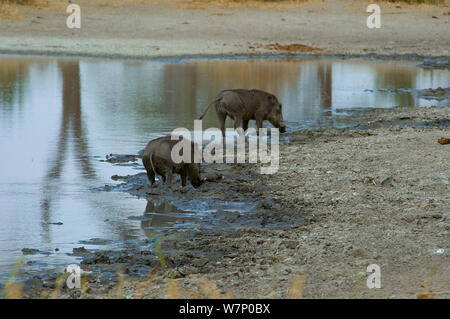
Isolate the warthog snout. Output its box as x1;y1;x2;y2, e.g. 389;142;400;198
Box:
191;178;203;188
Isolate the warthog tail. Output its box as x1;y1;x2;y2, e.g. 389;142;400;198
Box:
198;99;217;120
142;153;156;175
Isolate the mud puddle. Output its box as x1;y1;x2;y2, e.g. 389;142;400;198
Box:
99;153;299;233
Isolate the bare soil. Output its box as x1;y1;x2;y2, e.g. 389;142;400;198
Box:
21;105;450;299
0;0;449;58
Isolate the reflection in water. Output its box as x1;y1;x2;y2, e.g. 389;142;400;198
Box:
0;55;449;276
40;61;96;244
319;63;332;109
141;199;194;238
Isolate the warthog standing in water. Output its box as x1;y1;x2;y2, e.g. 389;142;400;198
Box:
142;136;203;188
199;89;287;137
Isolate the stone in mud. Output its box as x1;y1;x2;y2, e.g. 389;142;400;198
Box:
416;58;449;70
192;258;209;268
113;255;135;264
417;87;450;101
105;154;138;163
164;269;185;279
22;248;39;255
82;252;110;265
72;246;92;256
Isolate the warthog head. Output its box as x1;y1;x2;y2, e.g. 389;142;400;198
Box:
267;95;286;133
188;163;203;188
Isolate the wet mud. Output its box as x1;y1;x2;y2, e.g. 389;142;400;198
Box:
14;104;449;299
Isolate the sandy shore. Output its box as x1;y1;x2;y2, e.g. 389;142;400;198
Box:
17;105;449;299
0;0;449;59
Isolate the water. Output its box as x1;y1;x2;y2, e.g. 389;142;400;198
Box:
0;54;449;278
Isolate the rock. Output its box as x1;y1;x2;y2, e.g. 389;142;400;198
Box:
72;247;92;256
165;269;184;279
22;248;39;255
105;154;138;163
82;253;110;265
417;87;450;101
192;258;209;268
417;59;449;70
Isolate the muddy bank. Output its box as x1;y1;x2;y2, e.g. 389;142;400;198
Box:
17;105;449;299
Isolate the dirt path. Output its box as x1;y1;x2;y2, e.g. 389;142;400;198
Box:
0;0;449;58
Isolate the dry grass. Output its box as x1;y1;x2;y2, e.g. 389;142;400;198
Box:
0;0;67;18
0;257;24;299
286;273;305;299
0;2;21;19
3;253;450;299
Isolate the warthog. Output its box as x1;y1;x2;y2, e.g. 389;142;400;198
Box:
142;135;203;188
199;89;287;137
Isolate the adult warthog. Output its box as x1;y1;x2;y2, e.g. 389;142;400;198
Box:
142;135;203;188
199;89;287;137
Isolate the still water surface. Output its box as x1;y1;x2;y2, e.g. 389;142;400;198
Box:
0;55;449;279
